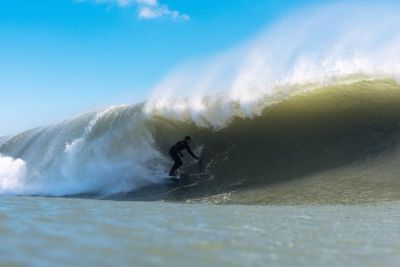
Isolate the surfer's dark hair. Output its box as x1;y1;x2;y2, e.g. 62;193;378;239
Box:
185;136;192;141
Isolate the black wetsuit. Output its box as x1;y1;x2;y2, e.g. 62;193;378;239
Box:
169;140;198;176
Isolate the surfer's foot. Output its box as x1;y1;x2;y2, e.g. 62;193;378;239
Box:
169;171;177;177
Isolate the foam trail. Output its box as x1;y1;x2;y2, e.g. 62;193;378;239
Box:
145;1;400;128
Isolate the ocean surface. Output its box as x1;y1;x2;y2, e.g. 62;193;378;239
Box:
1;196;399;267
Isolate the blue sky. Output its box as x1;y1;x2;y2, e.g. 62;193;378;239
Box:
0;0;324;136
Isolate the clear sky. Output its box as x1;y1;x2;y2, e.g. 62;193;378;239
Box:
0;0;325;136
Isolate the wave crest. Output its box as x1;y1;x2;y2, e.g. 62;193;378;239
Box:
145;2;400;128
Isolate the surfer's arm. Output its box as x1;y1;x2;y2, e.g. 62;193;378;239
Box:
186;146;199;160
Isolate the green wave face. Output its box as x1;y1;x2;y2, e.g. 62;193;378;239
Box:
138;79;400;204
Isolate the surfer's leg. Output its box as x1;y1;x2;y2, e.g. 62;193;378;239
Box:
169;160;183;176
169;152;182;176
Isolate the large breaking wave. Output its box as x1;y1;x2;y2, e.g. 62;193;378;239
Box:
2;2;400;204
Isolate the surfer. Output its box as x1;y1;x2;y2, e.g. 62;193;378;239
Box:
169;136;199;177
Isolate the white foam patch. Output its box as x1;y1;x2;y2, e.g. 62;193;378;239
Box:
0;154;28;194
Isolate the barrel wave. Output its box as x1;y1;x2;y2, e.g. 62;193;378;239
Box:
2;79;400;204
2;2;400;204
127;79;400;204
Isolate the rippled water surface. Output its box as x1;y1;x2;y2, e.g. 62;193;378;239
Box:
0;196;399;267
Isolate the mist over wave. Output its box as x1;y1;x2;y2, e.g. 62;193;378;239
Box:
2;2;400;202
145;1;400;128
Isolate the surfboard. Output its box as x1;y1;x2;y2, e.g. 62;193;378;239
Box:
164;169;182;182
163;176;180;182
163;158;204;183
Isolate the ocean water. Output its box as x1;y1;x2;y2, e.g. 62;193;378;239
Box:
1;196;399;267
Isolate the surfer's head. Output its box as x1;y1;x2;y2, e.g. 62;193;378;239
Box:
185;136;192;143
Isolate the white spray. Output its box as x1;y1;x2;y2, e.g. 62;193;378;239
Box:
145;1;400;128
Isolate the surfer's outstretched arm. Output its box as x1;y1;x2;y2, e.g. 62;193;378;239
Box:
186;146;199;160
